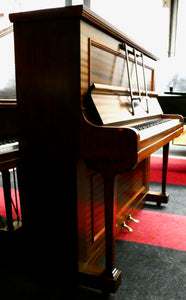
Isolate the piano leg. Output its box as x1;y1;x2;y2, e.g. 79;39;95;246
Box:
146;143;170;205
162;142;169;196
78;162;121;293
102;173;121;292
2;169;14;232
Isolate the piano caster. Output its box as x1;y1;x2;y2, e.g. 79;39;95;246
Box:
121;222;133;232
127;214;139;223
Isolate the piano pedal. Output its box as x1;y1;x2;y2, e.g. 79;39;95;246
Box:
127;214;139;223
121;222;133;232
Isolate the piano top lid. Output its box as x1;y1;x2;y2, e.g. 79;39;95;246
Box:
9;5;159;61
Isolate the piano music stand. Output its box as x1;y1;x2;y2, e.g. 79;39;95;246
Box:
124;43;149;115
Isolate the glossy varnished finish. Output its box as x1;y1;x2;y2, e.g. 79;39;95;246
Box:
10;5;184;293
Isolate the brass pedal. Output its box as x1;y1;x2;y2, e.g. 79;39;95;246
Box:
121;222;133;232
127;214;139;223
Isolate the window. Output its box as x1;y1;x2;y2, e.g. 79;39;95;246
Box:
164;0;186;93
91;0;170;93
0;0;87;99
91;0;169;59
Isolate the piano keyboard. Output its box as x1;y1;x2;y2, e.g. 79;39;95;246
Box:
0;139;19;154
133;118;180;140
133;118;172;131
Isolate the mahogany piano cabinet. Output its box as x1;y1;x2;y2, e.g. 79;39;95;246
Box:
10;5;184;293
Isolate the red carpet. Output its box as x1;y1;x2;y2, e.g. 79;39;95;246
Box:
0;187;21;219
118;210;186;251
118;155;186;251
150;156;186;185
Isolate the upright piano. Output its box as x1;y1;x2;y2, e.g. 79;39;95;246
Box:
0;25;20;232
0;25;18;164
10;5;183;293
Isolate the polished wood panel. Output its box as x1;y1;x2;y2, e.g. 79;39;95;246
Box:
88;39;154;91
77;158;149;268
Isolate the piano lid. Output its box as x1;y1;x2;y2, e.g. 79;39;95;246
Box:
9;5;159;61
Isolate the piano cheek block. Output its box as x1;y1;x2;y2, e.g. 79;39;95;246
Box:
81;124;138;158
